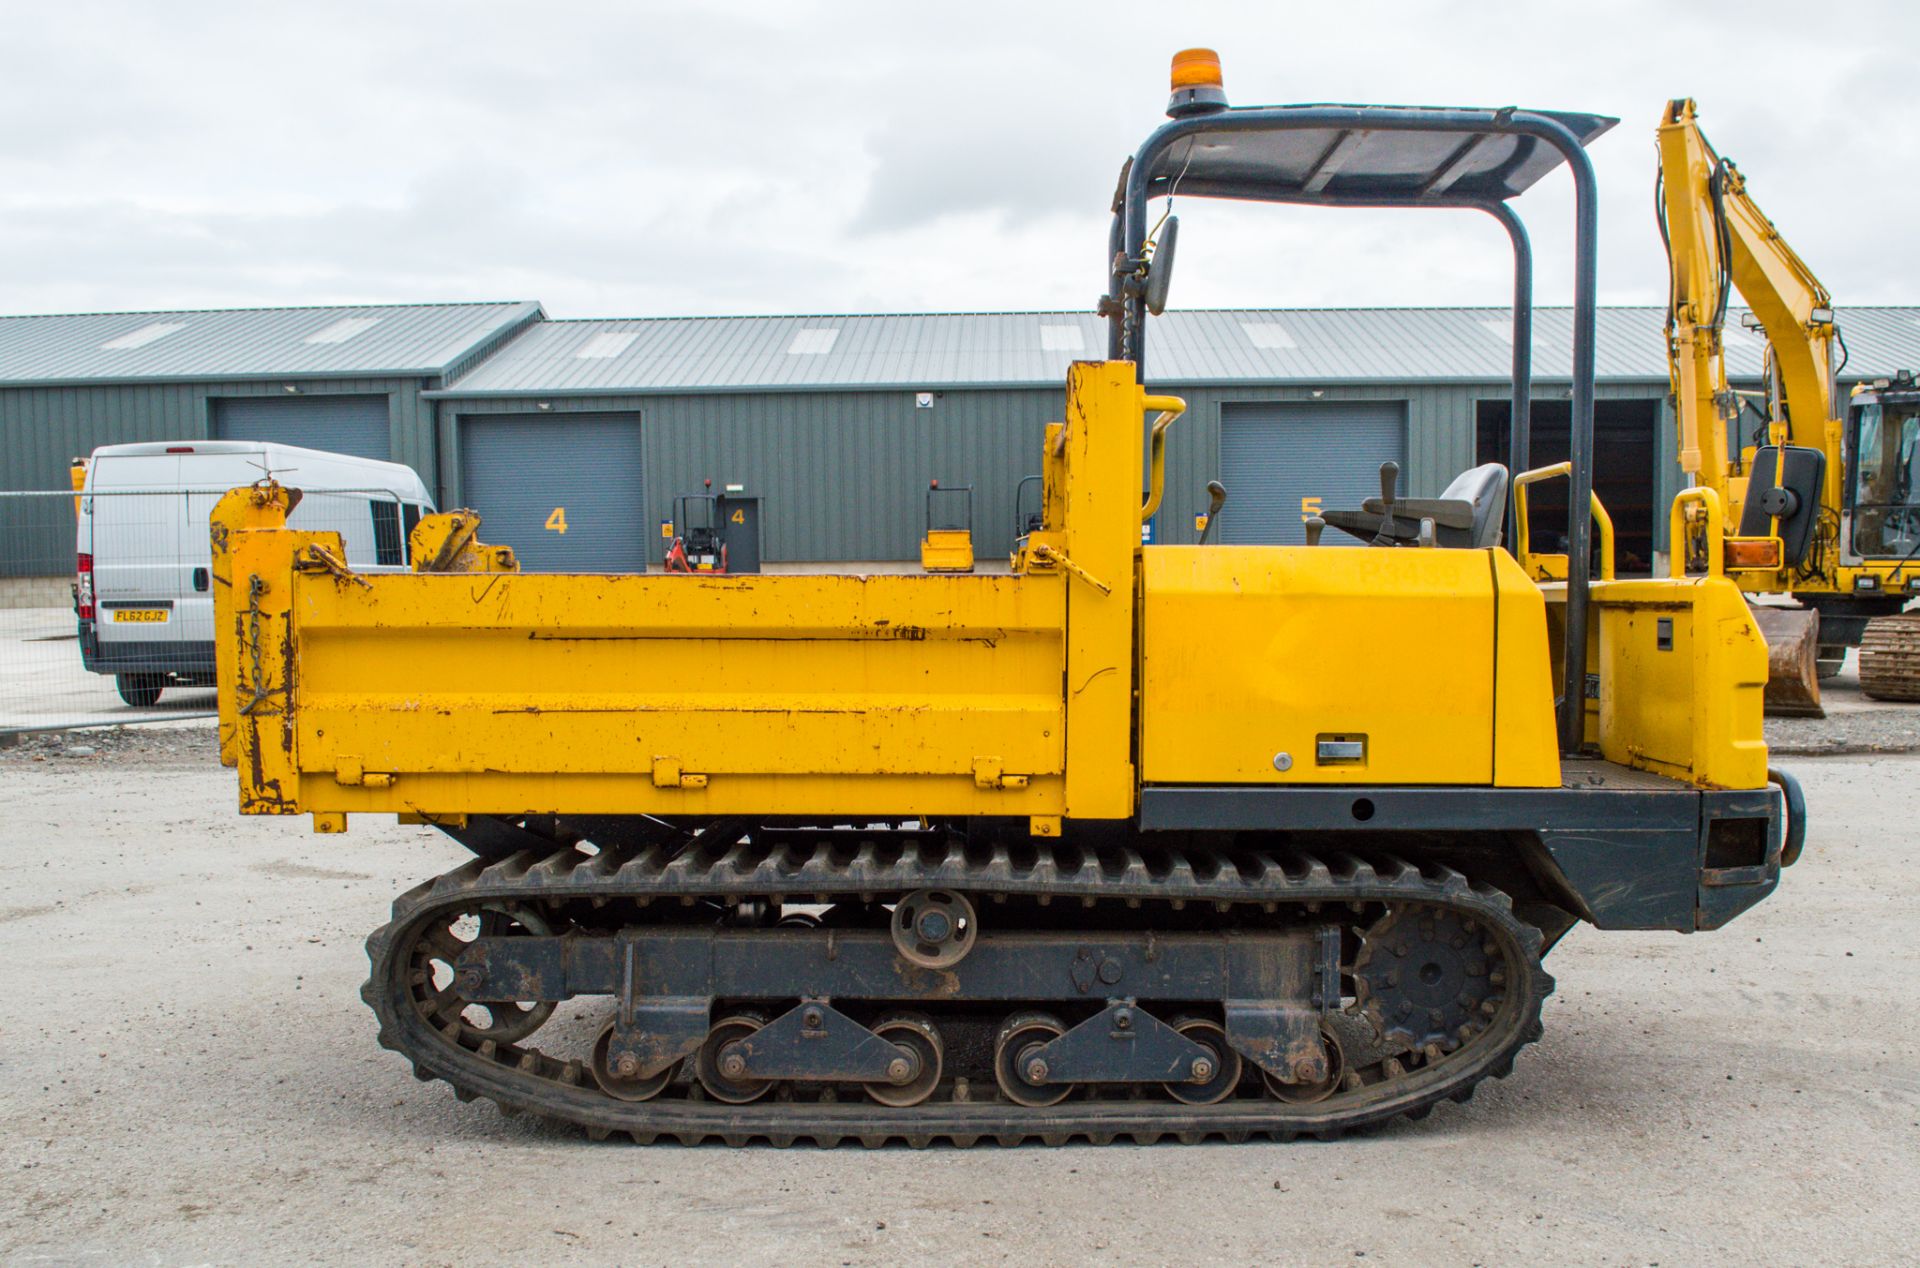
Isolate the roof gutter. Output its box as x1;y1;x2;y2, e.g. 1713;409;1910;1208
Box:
420;375;1678;400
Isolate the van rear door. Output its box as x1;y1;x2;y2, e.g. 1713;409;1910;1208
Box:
88;453;183;645
179;453;269;646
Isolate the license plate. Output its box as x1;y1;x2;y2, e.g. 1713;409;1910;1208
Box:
113;608;169;623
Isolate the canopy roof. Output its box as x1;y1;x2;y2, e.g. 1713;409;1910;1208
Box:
1137;106;1616;205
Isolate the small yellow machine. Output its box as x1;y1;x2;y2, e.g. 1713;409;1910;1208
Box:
918;479;975;572
208;52;1800;1146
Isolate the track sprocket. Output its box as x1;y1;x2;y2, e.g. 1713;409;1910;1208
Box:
1353;904;1503;1054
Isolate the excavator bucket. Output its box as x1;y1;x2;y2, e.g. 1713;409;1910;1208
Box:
1751;606;1823;718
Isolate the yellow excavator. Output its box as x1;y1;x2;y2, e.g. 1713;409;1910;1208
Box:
1657;98;1920;712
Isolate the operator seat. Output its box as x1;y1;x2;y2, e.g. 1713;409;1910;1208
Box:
1320;462;1510;548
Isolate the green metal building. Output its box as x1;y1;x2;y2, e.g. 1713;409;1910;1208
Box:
6;301;1920;588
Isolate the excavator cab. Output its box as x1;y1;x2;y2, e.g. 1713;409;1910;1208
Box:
1846;378;1920;562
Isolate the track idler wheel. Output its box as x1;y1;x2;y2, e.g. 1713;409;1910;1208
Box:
408;903;557;1046
1263;1023;1347;1104
993;1011;1070;1107
590;1020;678;1102
696;1012;774;1104
1162;1017;1242;1106
864;1014;944;1108
890;889;977;968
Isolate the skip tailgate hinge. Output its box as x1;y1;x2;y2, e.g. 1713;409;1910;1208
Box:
972;756;1030;790
333;756;395;788
652;756;710;790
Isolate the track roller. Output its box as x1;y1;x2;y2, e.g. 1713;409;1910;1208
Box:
696;1012;774;1104
993;1011;1070;1107
864;1015;944;1108
1162;1017;1241;1105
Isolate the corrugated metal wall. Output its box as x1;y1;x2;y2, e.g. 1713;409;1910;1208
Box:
1153;381;1489;551
0;376;435;577
1;376;435;490
438;379;1630;563
443;389;1070;563
3;369;1687;574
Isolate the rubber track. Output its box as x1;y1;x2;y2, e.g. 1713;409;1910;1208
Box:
1860;613;1920;702
364;839;1554;1145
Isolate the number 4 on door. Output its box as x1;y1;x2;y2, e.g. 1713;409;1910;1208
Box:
545;507;568;534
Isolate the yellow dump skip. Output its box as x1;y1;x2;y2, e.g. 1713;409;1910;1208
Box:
246;559;1070;818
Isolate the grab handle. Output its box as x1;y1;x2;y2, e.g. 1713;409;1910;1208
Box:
1514;461;1615;581
1139;394;1188;525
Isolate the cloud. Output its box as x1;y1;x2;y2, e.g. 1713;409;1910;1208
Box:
1;0;1915;319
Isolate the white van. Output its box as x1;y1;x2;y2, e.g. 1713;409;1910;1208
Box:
75;441;434;707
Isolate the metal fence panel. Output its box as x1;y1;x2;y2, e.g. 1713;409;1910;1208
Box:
0;487;415;733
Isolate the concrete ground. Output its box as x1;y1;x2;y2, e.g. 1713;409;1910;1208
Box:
0;607;214;732
1;733;1915;1266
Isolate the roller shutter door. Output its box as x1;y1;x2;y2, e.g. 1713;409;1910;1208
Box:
1218;401;1407;545
213;394;391;460
460;413;647;572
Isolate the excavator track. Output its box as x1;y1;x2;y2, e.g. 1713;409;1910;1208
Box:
1859;613;1920;702
364;835;1553;1145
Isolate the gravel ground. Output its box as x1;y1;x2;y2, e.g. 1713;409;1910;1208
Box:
0;721;217;765
1;743;1915;1266
1766;707;1920;755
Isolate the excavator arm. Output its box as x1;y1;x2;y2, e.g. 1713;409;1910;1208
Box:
1657;98;1843;529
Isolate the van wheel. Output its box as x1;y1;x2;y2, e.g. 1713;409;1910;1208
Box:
115;674;164;708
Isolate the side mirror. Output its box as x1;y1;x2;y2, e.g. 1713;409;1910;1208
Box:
1145;216;1179;316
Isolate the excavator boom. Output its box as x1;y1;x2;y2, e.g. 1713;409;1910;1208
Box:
1655;98;1894;712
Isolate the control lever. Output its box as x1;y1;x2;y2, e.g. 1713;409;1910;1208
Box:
1196;481;1227;545
1370;461;1400;547
1304;515;1326;547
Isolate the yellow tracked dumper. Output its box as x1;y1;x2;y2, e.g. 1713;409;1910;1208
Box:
209;52;1802;1145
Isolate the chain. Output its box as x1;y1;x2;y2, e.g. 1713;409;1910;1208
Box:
239;575;270;717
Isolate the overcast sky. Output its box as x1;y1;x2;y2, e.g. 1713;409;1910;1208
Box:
4;1;1915;320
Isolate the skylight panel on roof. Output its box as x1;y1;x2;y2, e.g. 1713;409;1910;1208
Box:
99;322;185;351
1239;322;1295;349
576;331;640;359
303;316;381;345
1478;319;1513;343
788;328;839;355
1040;324;1084;351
